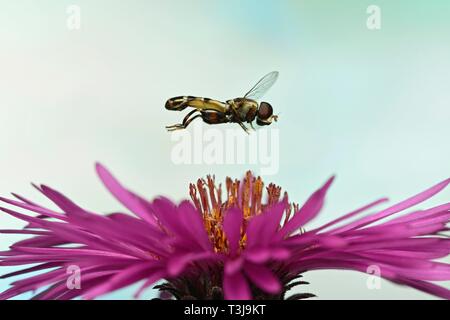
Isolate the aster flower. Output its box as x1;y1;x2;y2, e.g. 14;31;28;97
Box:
0;165;449;300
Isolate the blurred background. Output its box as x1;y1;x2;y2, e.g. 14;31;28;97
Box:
0;0;449;299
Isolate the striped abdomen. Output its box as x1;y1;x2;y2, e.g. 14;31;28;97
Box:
165;96;227;113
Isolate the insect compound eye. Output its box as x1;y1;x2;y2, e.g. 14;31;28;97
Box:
257;102;273;120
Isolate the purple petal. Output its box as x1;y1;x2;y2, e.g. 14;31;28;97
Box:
279;176;334;238
244;263;281;294
244;248;271;264
391;277;450;300
167;251;215;276
134;269;166;298
245;246;290;263
83;262;157;299
38;185;84;214
95;163;157;226
224;257;244;275
312;198;389;233
246;200;287;248
223;271;251;300
0;197;67;221
330;178;450;234
223;207;243;256
319;235;348;248
177;200;212;251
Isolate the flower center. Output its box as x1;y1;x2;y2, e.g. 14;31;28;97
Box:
189;171;298;253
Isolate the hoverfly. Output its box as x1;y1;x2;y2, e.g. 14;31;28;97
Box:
165;71;279;133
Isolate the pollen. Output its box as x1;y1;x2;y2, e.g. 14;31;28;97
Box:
189;171;297;253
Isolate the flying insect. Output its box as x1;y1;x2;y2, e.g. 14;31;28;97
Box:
165;71;279;133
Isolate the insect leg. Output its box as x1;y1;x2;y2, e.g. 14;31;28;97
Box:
166;109;198;130
238;122;250;134
166;110;202;131
228;102;250;134
177;114;202;130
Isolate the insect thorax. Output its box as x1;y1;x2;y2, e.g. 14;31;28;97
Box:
226;98;258;122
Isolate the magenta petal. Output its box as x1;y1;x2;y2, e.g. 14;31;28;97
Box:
270;247;291;260
151;197;187;237
134;269;166;298
178;200;212;251
223;207;243;256
244;263;281;294
167;251;215;276
0;262;59;279
319;235;348;248
36;271;114;300
83;262;157;299
331;178;450;234
245;248;271;264
38;185;84;214
246;200;287;248
0;197;66;221
392;277;450;300
381;202;450;226
245;246;290;263
279;176;335;237
12;246;136;260
225;257;244;275
244;214;266;248
223;271;251;300
95;163;157;225
10;192;41;207
312;198;389;233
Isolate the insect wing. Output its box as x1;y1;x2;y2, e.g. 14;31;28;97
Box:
243;71;279;100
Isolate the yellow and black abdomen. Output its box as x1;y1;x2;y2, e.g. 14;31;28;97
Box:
165;96;227;113
165;96;194;111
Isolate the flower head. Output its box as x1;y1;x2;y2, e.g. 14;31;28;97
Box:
0;164;449;300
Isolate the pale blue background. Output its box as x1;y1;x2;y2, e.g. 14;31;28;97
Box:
0;0;449;299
